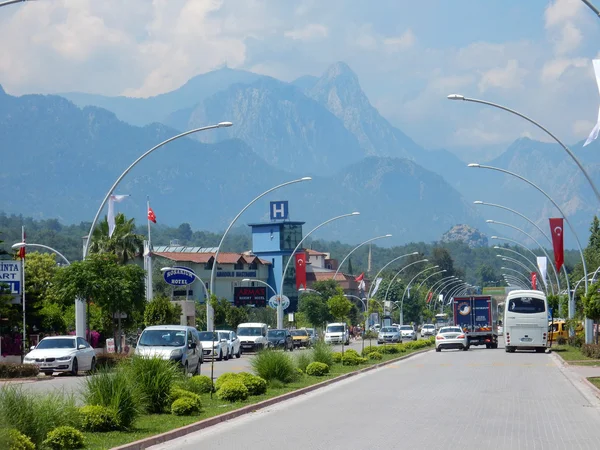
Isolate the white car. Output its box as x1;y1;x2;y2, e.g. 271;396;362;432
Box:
196;331;229;361
435;326;469;352
421;324;436;337
216;330;242;359
23;336;96;376
398;325;417;341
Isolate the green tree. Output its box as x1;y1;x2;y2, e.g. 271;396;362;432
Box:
225;306;248;329
583;281;600;343
89;213;144;264
477;264;498;286
298;294;331;328
144;295;182;326
328;293;352;323
430;247;455;275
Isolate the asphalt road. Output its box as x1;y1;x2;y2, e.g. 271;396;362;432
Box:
149;339;600;450
1;338;396;397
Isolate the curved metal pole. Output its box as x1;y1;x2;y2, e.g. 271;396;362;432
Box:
581;0;600;18
399;265;439;325
83;123;231;260
427;276;457;295
278;212;360;328
12;242;70;265
499;256;547;294
429;278;461;310
469;164;588;297
344;294;368;353
0;0;31;7
333;234;392;280
435;281;465;311
367;252;420;299
475;200;563;292
449;95;600;203
487;220;558;294
416;269;447;291
434;279;463;301
501;267;532;285
503;275;528;288
242;278;277;296
495;247;555;295
208;176;311;330
299;288;323;296
382;259;429;310
445;284;468;304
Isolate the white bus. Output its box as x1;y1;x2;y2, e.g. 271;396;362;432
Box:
504;290;548;353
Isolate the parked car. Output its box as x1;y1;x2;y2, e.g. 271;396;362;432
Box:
325;322;350;345
398;325;417;341
435;326;469;352
216;330;242;359
290;329;311;348
196;330;229;361
303;327;318;346
267;329;294;351
377;326;401;344
421;324;436;337
23;336;96;376
237;322;269;352
135;325;202;374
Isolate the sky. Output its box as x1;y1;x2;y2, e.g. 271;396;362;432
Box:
1;0;600;156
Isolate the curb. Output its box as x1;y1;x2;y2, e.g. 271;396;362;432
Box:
112;346;433;450
0;376;54;384
552;351;600;405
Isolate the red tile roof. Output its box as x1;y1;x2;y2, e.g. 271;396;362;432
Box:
154;252;270;265
305;249;327;256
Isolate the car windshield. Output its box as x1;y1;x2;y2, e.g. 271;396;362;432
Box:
423;325;434;329
238;327;263;336
380;327;397;333
138;330;187;347
291;330;308;336
218;332;230;341
36;338;76;349
305;329;315;336
197;331;218;341
268;330;286;338
440;327;462;334
327;325;345;333
508;297;546;314
399;326;413;331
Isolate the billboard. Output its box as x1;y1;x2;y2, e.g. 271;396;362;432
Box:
234;286;267;307
0;260;22;296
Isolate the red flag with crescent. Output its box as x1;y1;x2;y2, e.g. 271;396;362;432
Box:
531;272;537;290
295;252;306;290
549;218;564;272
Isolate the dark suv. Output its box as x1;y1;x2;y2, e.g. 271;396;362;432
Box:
266;329;294;351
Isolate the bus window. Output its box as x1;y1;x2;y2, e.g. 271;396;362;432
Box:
508;297;546;314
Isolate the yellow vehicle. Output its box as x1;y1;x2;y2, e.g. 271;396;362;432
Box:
548;319;583;342
290;329;311;348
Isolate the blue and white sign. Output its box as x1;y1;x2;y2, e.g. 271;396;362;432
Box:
548;307;553;320
0;261;21;295
270;201;289;220
163;266;196;286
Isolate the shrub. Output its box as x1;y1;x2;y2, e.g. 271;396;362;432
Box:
170;388;202;406
306;362;329;376
7;429;35;450
83;367;140;430
569;335;584;348
368;351;383;360
42;426;85;450
95;353;130;370
216;380;249;402
0;386;80;447
251;350;297;384
296;368;305;378
361;346;379;357
343;349;360;357
582;344;600;359
0;363;39;379
79;405;119;432
312;340;334;367
295;351;313;373
215;372;241;391
557;336;567;345
125;356;181;413
171;397;202;416
340;354;367;366
378;345;399;354
238;372;267;396
188;375;214;394
332;352;342;363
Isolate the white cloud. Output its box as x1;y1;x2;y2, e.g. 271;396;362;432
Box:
573;119;595;136
540;57;588;83
478;60;528;92
544;0;586;55
383;29;416;53
284;24;328;41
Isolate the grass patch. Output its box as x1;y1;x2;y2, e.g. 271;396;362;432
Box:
553;345;597;361
82;343;432;449
588;377;600;390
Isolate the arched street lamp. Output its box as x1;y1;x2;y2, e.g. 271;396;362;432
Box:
367;252;420;299
382;259;428;322
416;269;447;291
345;294;368;353
581;0;600;18
399;265;439;325
11;242;70;266
242;278;277;296
333;234;392;279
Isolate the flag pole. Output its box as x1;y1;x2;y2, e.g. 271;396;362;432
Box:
146;196;153;302
21;225;26;361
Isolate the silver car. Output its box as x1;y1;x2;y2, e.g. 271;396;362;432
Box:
398;325;417;341
135;325;202;374
216;330;242;359
377;326;401;344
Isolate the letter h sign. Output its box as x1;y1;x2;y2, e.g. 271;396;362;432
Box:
270;201;289;220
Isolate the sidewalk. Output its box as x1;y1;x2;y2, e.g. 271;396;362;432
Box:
569;365;600;379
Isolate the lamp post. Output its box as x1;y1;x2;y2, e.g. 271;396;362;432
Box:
434;279;463;303
367;252;420;299
416;269;447;291
431;278;461;310
207;177;311;331
427;276;457;297
468;163;591;341
501;267;533;285
333;234;392;280
399;265;439;325
277;212;360;329
448;94;600;203
11;242;70;266
486;219;558;294
496;246;555;294
79;122;232;338
344;294;367;353
382;259;428;324
445;284;468;304
503;276;527;289
581;0;600;18
299;288;323;296
0;0;32;7
242;278;277;296
498;256;546;293
475;200;565;292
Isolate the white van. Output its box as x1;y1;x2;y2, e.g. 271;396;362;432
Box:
236;322;269;352
504;290;548;353
324;322;349;345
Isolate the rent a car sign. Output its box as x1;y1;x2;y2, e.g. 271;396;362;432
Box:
0;260;22;295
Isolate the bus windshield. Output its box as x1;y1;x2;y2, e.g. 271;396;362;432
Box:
508;297;546;314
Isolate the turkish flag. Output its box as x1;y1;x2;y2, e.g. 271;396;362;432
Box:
355;273;364;282
426;291;433;303
531;272;537;290
549;218;564;272
148;207;157;224
295;252;306;290
19;227;25;259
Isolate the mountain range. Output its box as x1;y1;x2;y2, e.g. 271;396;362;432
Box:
2;61;599;248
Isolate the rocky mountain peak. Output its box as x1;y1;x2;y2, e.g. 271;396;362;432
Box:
441;224;488;248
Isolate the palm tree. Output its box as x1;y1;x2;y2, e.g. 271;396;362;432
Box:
89;213;144;264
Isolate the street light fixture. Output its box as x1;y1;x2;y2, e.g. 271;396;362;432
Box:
495;246;555;295
581;0;600;18
79;122;232;338
416;269;447;291
333;234;392;280
277;211;360;329
11;242;71;266
399;265;439;325
207;176;312;331
367;251;420;299
382;259;428;323
241;278;277;296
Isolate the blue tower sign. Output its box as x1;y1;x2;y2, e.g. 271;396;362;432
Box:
270;201;289;220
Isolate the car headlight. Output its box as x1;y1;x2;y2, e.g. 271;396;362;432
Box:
23;357;34;362
170;348;183;358
57;356;72;361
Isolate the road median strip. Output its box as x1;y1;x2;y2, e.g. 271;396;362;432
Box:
112;347;432;450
